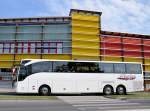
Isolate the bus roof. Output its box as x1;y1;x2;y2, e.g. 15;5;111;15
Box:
22;59;142;66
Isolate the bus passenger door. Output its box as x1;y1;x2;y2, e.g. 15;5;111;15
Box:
28;78;38;93
17;78;29;93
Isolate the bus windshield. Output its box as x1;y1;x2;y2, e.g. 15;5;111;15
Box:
18;65;27;81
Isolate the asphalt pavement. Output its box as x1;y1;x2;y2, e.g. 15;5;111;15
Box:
0;81;15;94
0;81;12;88
0;100;77;111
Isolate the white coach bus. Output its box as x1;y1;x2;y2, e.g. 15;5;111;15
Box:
15;59;144;95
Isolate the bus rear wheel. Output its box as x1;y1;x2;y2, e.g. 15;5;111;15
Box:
39;85;51;96
116;85;126;95
103;85;114;95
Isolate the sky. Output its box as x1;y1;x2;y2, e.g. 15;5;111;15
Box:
0;0;149;35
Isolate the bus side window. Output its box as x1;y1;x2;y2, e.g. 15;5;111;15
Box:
114;63;126;74
53;61;69;72
100;63;114;73
126;64;142;74
26;65;32;75
31;61;52;74
67;62;76;72
71;62;100;73
99;63;104;73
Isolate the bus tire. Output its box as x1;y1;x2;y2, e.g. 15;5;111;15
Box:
116;85;126;95
39;85;51;96
103;85;114;95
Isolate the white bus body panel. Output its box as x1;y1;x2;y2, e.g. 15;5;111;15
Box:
16;78;28;93
16;73;144;94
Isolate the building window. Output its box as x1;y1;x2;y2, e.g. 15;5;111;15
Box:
30;43;35;54
0;43;3;54
0;42;15;54
42;42;63;54
36;42;41;54
10;43;15;54
146;84;150;89
4;43;10;54
23;43;28;54
17;43;22;54
0;41;63;54
57;43;63;54
0;68;11;72
49;43;56;54
50;48;56;54
43;43;49;54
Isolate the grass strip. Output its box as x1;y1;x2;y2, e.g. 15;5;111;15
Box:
110;92;150;99
0;95;57;100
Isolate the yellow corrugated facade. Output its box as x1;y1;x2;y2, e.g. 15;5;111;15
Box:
124;57;143;63
144;59;150;72
71;10;101;61
145;59;150;64
0;61;13;68
42;54;71;60
102;56;122;62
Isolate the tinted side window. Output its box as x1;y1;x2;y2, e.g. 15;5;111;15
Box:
53;62;100;73
101;63;114;73
31;61;52;74
126;64;142;74
114;63;126;73
53;61;69;72
75;62;100;73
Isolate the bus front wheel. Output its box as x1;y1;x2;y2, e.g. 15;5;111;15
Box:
39;85;51;96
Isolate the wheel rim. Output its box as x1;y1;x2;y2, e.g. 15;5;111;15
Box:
41;87;49;95
118;87;124;94
105;87;112;95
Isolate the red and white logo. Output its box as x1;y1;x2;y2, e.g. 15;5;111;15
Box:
117;75;136;80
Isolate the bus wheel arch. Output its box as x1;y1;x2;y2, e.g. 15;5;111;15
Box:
103;85;114;95
38;84;51;96
116;85;126;95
